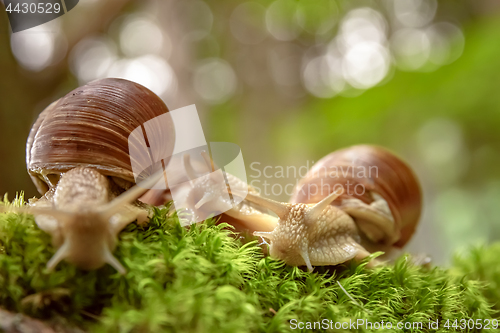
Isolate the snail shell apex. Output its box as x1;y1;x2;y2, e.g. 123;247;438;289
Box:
26;78;175;194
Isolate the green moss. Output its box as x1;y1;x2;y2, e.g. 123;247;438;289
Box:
0;194;499;332
452;244;500;314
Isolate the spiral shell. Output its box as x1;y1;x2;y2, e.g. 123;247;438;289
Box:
290;145;422;247
26;78;175;194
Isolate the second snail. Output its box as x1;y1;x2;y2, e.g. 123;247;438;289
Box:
178;145;422;271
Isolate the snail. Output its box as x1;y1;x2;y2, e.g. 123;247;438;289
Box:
1;78;175;274
178;145;422;271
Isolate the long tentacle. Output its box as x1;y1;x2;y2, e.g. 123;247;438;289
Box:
104;249;127;275
46;240;70;271
305;187;343;224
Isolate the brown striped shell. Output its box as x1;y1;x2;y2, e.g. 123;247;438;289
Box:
290;145;422;248
26;78;175;194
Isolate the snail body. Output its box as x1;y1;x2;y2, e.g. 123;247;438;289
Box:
181;145;422;271
31;167;152;273
9;78;175;273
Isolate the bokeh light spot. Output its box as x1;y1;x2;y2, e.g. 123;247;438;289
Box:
391;28;431;71
193;58;237;104
303;55;345;98
70;36;117;84
107;55;176;98
342;42;390;89
11;24;59;72
119;16;165;58
393;0;437;28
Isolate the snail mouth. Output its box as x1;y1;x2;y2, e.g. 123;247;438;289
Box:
254;231;274;243
97;168;165;221
269;246;282;260
269;245;312;271
66;256;106;271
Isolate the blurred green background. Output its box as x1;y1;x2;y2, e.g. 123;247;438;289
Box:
1;0;499;264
